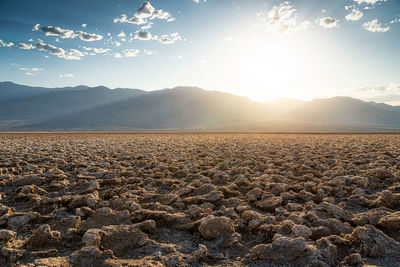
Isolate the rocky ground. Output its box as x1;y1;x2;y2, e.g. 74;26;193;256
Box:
1;133;400;266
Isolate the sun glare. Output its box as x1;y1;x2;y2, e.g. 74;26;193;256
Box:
241;42;298;101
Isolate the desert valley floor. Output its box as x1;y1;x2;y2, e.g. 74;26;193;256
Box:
1;133;400;266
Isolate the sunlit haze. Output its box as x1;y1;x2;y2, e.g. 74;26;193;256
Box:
1;0;399;103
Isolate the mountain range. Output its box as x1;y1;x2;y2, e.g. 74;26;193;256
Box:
1;81;399;132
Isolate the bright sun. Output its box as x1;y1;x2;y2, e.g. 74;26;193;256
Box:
206;34;324;102
240;42;299;101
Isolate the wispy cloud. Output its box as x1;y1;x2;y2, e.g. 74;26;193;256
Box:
0;39;14;47
351;83;400;105
40;26;75;38
76;31;103;41
345;8;363;21
59;73;74;78
19;67;43;76
354;0;386;4
144;49;156;55
32;24;40;31
122;49;140;57
37;26;103;41
36;41;65;55
17;43;35;50
157;32;182;44
117;31;126;38
317;17;339;28
363;19;390;32
82;47;111;55
114;1;175;25
62;49;85;60
134;30;154;40
257;2;311;35
141;22;154;30
35;41;84;60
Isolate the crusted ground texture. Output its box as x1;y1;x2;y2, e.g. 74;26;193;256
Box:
1;133;400;266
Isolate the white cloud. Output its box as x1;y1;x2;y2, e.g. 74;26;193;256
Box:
354;0;386;4
32;24;40;31
62;49;84;60
118;31;126;37
390;18;400;24
132;30;182;44
157;32;182;44
351;83;400;105
76;31;103;41
345;8;363;21
39;26;103;41
36;41;65;55
122;49;140;57
0;39;14;47
18;67;43;76
17;43;35;50
114;1;175;25
193;0;206;3
19;67;42;72
141;22;154;30
134;30;153;40
82;23;87;28
41;26;76;38
317;17;339;28
35;41;84;60
258;2;311;35
363;19;390;32
59;73;74;78
144;49;155;55
82;47;111;54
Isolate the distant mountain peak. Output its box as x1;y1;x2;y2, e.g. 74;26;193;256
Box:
1;81;400;132
89;86;110;91
169;86;204;91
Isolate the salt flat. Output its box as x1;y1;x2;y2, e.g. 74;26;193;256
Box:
1;133;400;266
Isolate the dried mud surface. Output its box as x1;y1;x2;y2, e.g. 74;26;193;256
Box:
1;133;400;267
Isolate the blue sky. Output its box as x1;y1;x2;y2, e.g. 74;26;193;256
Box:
0;0;399;103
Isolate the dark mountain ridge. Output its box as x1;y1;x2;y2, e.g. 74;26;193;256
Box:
1;81;400;132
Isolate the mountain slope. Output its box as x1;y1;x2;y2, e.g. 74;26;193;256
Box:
0;81;89;102
1;82;400;132
285;96;400;127
23;87;269;130
0;86;145;122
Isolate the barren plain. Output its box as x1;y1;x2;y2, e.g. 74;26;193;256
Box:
1;133;400;266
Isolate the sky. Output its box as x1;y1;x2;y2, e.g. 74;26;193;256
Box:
0;0;399;103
